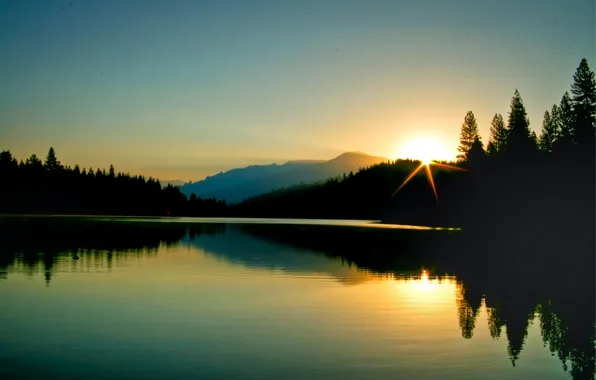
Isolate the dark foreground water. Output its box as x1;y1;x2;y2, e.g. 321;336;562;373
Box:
0;216;593;380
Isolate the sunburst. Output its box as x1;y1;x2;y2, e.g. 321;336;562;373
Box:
391;160;467;202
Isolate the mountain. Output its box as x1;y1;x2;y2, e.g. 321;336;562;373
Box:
181;152;389;204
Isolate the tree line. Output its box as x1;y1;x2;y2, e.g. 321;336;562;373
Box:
0;58;593;226
232;58;595;232
444;58;594;235
456;57;594;163
0;148;227;216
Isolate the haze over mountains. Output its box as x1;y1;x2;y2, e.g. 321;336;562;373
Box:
179;152;389;204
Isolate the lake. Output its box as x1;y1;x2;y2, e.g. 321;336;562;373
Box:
0;216;593;380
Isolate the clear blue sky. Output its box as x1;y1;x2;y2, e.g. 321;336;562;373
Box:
1;0;593;180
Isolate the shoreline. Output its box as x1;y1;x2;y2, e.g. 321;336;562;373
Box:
0;213;460;230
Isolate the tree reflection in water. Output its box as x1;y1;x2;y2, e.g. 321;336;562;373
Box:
0;217;593;379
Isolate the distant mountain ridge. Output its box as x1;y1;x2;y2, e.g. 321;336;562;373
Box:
181;152;389;204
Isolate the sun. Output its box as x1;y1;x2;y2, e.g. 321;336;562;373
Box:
391;137;466;202
398;137;453;164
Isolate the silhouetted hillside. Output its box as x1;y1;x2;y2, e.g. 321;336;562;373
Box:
181;152;389;203
229;158;459;222
0;58;593;236
230;58;596;233
0;148;227;217
160;179;186;188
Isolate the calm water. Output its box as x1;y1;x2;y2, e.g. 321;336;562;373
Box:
0;217;593;380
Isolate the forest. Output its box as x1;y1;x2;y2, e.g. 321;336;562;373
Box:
0;58;594;231
232;57;596;238
0;148;227;216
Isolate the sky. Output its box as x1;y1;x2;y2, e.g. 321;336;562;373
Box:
0;0;594;181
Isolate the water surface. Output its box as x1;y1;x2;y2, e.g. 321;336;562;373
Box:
0;217;593;379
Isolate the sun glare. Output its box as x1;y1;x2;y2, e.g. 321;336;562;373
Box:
391;138;466;202
391;270;458;306
398;138;452;164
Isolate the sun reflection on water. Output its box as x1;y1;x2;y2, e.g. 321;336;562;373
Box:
390;270;459;306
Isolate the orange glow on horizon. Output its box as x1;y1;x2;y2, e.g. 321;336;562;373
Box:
397;137;455;163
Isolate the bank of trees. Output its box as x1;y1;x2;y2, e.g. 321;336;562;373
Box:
0;59;593;225
457;58;595;162
448;59;594;234
0;148;227;216
234;58;595;231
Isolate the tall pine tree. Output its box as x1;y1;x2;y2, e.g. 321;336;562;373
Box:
538;110;558;152
557;92;575;149
457;111;481;161
505;90;535;157
549;104;561;136
45;147;62;172
488;113;507;154
570;58;596;153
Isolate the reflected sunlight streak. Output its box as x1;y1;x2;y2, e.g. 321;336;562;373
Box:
391;270;458;306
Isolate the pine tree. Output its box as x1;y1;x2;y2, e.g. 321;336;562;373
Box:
570;58;596;152
538;110;558;152
505;90;534;157
45;147;62;172
486;141;497;156
488;113;507;154
466;136;486;168
530;130;538;149
457;111;481;161
0;150;15;169
26;154;43;171
558;92;574;148
549;104;562;138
